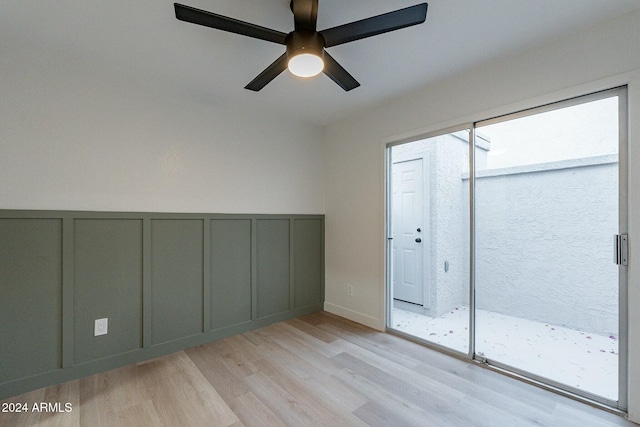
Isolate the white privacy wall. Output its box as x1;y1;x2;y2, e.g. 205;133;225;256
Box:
0;39;325;214
324;10;640;421
474;159;619;335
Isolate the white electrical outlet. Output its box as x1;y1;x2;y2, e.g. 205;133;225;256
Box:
94;318;108;336
347;284;354;297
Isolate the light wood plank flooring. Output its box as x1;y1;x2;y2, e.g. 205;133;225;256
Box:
1;312;637;426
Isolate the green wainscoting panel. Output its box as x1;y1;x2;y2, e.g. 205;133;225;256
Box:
0;219;62;382
0;211;322;400
210;219;252;329
294;219;324;309
151;219;204;345
73;219;143;364
256;219;290;318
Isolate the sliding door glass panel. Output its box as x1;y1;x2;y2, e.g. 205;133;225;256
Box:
389;130;470;354
474;95;620;400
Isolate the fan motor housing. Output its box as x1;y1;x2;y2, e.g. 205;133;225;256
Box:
286;30;325;61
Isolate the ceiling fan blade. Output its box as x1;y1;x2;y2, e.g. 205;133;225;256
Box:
175;3;287;45
322;52;360;91
320;3;428;48
291;0;318;31
245;53;289;91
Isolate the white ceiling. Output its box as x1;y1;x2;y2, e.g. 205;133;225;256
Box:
3;0;640;126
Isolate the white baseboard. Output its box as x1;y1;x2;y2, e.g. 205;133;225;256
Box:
323;302;385;331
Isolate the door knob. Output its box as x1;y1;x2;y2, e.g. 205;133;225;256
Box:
415;238;422;243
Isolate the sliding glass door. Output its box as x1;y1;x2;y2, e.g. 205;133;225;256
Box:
474;89;627;404
387;87;627;408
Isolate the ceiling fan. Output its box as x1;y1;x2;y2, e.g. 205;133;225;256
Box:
174;1;428;91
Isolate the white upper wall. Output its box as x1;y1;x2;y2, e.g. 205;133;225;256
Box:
0;38;325;214
324;9;640;420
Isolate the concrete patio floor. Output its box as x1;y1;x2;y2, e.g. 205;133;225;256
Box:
391;306;619;401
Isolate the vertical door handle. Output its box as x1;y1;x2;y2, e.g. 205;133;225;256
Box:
614;234;628;266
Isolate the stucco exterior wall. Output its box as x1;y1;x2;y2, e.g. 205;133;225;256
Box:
474;156;618;335
433;135;469;317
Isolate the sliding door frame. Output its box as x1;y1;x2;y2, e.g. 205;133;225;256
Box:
385;124;473;361
473;86;628;410
385;85;629;412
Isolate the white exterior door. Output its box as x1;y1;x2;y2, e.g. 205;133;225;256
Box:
392;158;424;305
